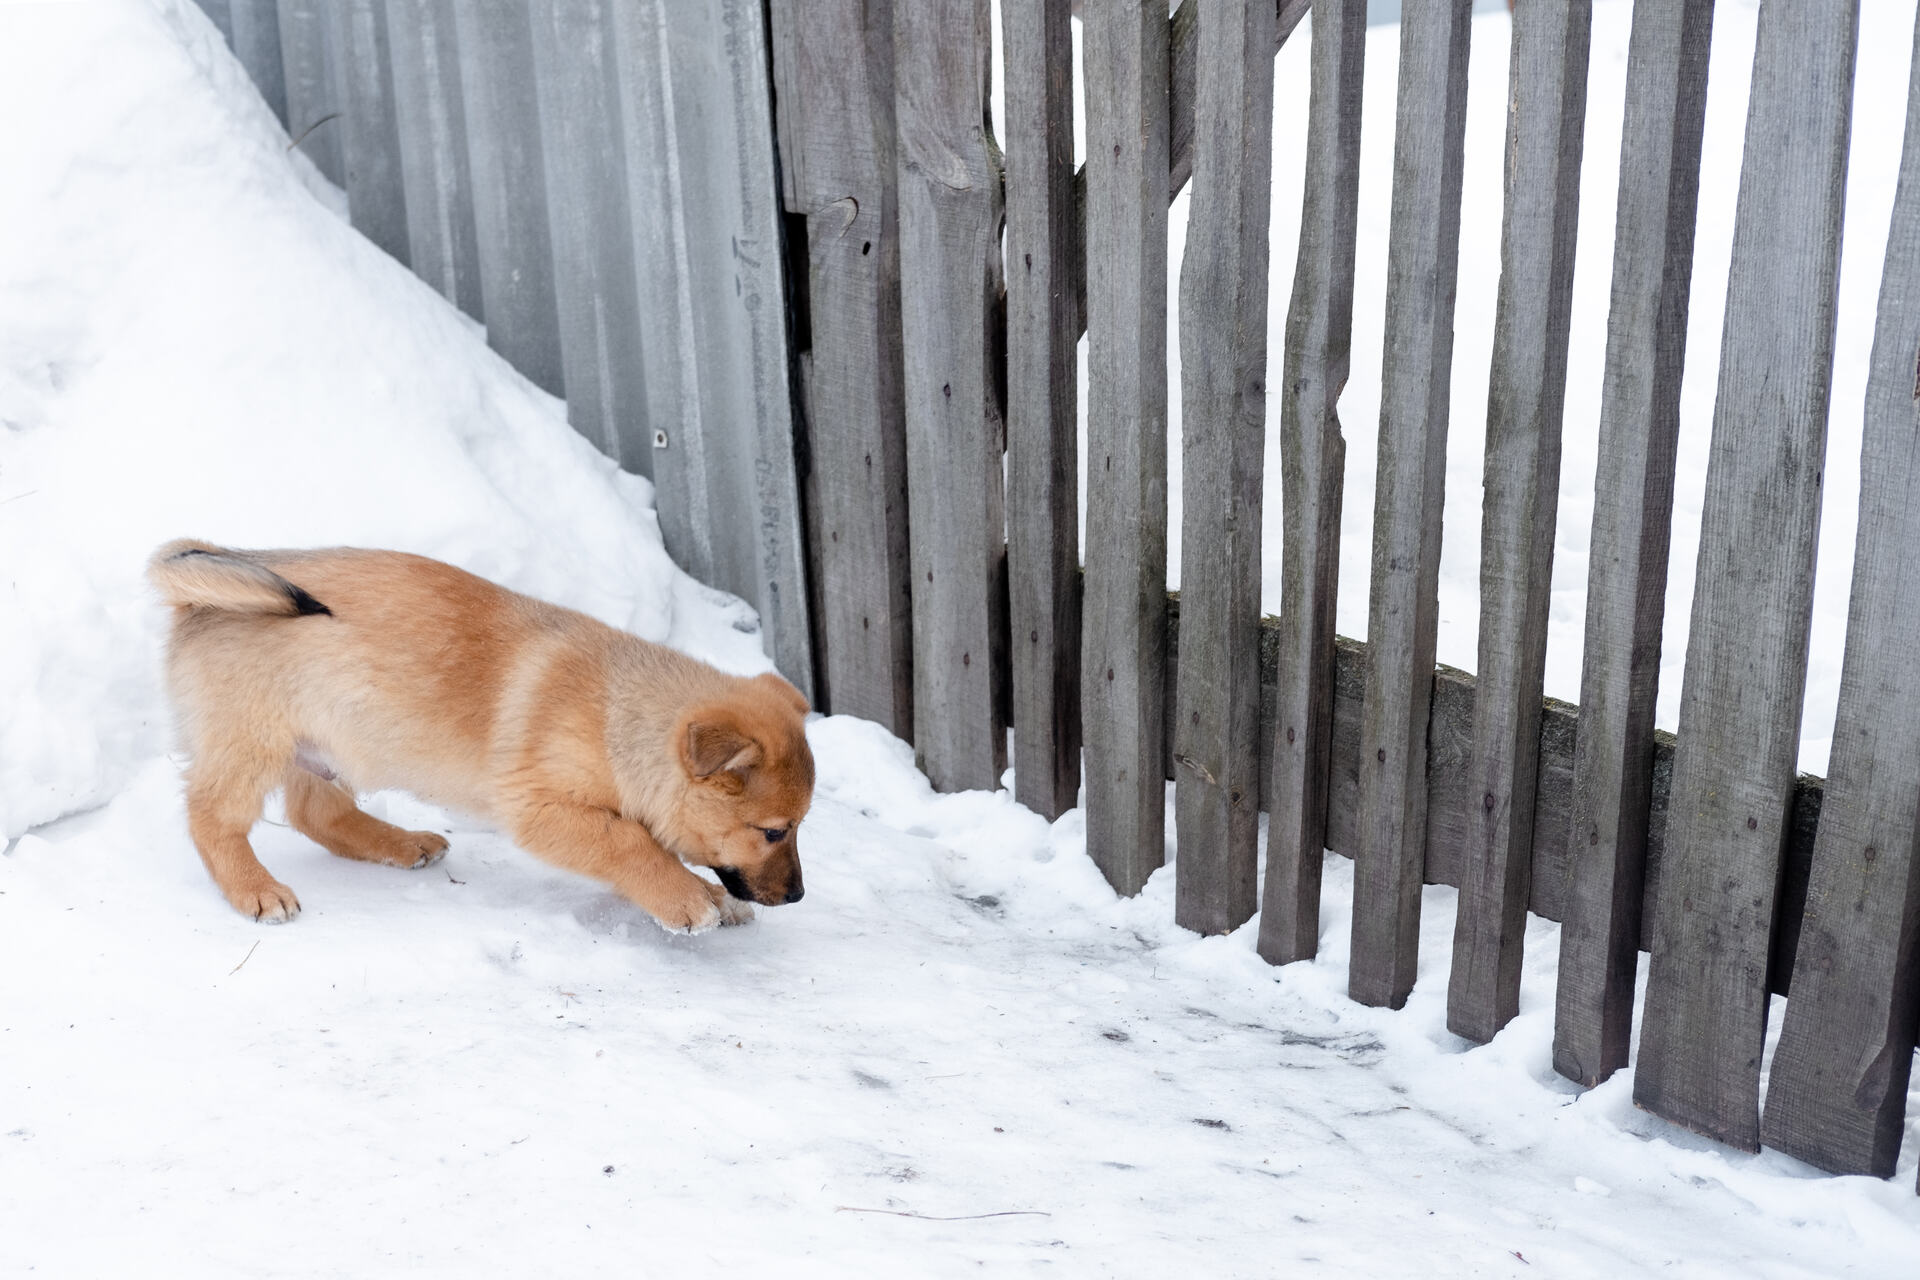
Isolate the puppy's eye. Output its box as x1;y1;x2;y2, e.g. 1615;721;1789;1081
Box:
760;827;787;844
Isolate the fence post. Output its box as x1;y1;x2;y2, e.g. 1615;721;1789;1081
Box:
1172;0;1277;935
1553;0;1714;1089
1350;0;1472;1007
1635;0;1859;1151
1002;0;1081;822
1082;0;1171;896
776;0;915;738
1446;0;1592;1043
1258;0;1365;964
447;7;564;396
1760;8;1920;1179
894;0;1006;793
385;0;483;320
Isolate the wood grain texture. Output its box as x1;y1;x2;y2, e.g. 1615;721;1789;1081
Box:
781;0;915;738
527;0;652;476
1081;0;1171;896
386;0;484;320
1350;0;1472;1009
1634;0;1859;1152
333;0;411;267
1760;10;1920;1177
894;0;1006;792
1553;0;1714;1089
277;0;344;184
448;4;565;397
1446;0;1591;1044
1003;0;1081;820
1257;0;1364;966
1172;0;1276;936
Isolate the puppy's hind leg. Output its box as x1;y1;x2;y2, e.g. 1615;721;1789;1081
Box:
185;748;301;923
284;767;449;870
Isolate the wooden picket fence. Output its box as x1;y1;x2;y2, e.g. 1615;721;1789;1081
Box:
768;0;1920;1188
202;0;1918;1189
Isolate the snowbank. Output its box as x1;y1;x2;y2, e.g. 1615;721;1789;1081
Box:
0;0;768;841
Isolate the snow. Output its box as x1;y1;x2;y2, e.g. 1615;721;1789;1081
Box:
2;1;1917;1276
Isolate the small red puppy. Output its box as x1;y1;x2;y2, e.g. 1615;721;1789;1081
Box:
149;540;812;933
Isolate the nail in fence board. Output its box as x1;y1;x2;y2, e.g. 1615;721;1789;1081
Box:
229;0;288;127
1761;10;1920;1178
1002;0;1081;821
1350;1;1473;1007
1447;0;1591;1044
1553;0;1713;1089
779;0;915;737
608;0;817;701
277;0;344;185
527;0;652;477
1634;0;1859;1151
333;0;411;268
1258;0;1363;964
385;0;483;320
894;0;1005;792
1172;0;1277;936
1081;0;1171;896
447;7;563;396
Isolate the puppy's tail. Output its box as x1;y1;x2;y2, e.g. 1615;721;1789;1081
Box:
147;539;331;617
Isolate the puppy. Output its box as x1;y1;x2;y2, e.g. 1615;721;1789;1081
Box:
148;540;812;933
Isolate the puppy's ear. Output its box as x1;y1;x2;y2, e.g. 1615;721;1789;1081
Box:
682;717;761;782
752;672;811;716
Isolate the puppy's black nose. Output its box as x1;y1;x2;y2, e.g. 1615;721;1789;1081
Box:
783;881;804;904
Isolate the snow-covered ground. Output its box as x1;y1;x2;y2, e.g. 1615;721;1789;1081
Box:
3;1;1917;1276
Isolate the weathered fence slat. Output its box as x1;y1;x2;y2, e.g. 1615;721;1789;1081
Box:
1082;0;1171;897
895;0;1005;792
1172;0;1276;936
385;0;483;320
1063;0;1305;345
527;0;652;477
1447;0;1591;1044
1003;0;1081;821
1760;10;1920;1178
448;5;564;397
1257;0;1364;966
277;0;343;184
333;0;411;267
1350;0;1473;1007
1553;0;1714;1088
784;0;914;738
1635;0;1859;1151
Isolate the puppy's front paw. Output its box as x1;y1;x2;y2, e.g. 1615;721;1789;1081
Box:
646;876;724;935
705;878;756;927
399;830;449;869
228;877;301;923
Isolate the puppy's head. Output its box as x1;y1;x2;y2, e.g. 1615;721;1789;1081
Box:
671;672;813;906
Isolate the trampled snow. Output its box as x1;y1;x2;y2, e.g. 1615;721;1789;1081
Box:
2;1;1916;1276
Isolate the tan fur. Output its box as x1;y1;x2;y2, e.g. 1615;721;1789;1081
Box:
148;541;813;932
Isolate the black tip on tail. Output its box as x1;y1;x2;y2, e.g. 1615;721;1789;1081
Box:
288;586;333;617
